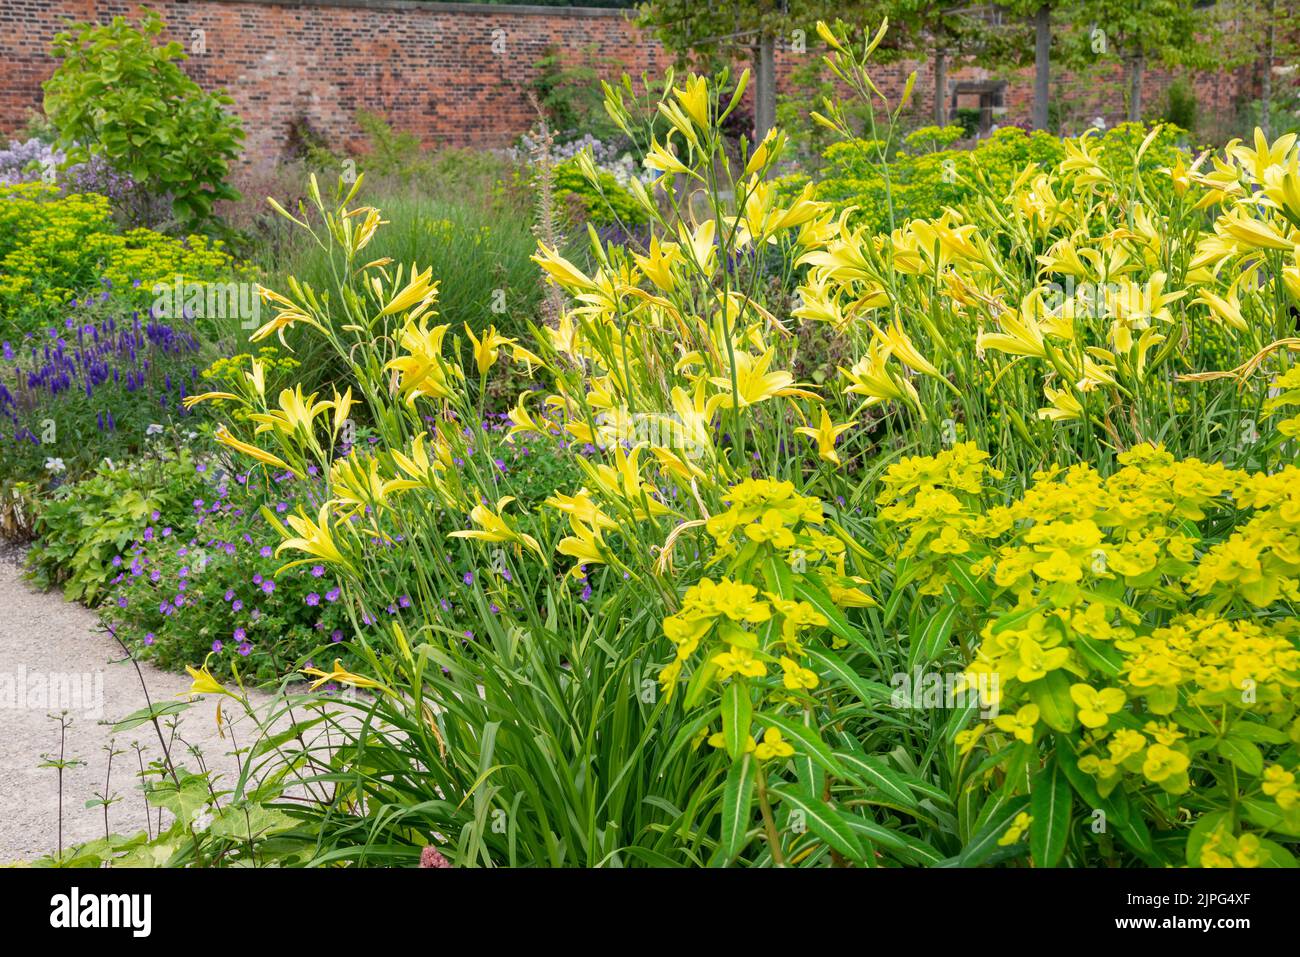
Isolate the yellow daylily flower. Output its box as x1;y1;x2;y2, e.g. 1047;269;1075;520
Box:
506;390;545;441
1216;206;1295;251
215;425;299;476
329;453;420;515
385;316;460;406
391;433;442;483
556;517;608;577
182;391;240;409
465;323;517;378
248;385;334;446
250;284;326;346
301;658;388;694
246;355;267;398
794;406;854;465
377;265;439;317
533;244;597;292
276;502;353;570
840;339;920;409
708;349;819;409
449;496;545;558
180;662;235;699
871;319;942;379
545;488;617;531
1192;285;1250;333
672;74;710;129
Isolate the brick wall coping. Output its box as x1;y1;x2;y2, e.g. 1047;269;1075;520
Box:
152;0;635;17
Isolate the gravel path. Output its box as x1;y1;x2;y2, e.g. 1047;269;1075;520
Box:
0;543;282;863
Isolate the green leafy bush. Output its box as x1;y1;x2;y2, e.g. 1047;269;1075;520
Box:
101;465;355;681
26;448;209;603
42;10;244;233
553;157;650;228
0;182;238;335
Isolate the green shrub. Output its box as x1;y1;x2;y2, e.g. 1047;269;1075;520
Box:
42;9;244;233
26;448;209;603
553;157;650;228
1162;76;1199;132
0;183;239;336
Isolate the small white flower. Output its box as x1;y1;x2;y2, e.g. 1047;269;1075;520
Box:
146;423;164;436
44;457;65;473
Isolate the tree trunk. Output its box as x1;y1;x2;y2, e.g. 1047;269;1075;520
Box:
1033;5;1051;131
1127;51;1145;123
1261;0;1276;137
934;48;948;126
754;31;777;143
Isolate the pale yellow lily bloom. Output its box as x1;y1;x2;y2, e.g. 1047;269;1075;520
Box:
180;663;235;699
840;339;920;409
246;355;267;398
385;316;461;406
301;659;388;694
672;74;710;129
707;349;819;409
582;445;671;521
977;294;1049;360
390;433;443;484
276;502;353;570
215;425;299;476
871;319;942;380
1193;285;1250;333
378;265;439;317
633;234;683;292
533;244;597;292
556;517;608;578
182;391;240;409
449;496;545;559
795;406;855;465
1229;128;1298;185
332;387;355;439
465;323;517;377
510;344;548;374
1038;385;1085;422
329;453;420;515
1261;150;1300;223
644;135;693;181
250;284;326;346
544;488;618;531
248;385;334;445
505;390;545;442
1216;206;1296;251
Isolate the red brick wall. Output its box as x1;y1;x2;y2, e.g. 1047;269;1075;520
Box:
0;0;1258;169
